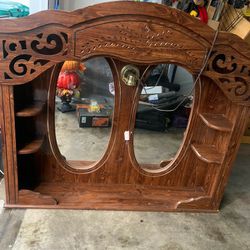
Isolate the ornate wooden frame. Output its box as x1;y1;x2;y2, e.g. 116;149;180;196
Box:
0;2;249;211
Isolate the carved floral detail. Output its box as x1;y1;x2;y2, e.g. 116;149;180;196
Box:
79;22;186;56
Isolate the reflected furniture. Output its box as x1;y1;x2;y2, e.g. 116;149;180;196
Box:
0;2;249;211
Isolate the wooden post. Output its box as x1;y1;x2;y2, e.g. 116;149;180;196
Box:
0;85;18;204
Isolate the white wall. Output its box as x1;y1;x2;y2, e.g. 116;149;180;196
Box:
61;0;121;11
49;0;162;11
12;0;30;6
30;0;48;14
7;0;48;14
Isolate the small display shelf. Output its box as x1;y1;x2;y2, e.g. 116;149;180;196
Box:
18;138;44;155
199;113;233;132
16;102;46;117
191;143;225;164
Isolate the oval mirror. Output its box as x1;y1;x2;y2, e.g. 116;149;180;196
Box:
55;57;115;168
134;64;194;171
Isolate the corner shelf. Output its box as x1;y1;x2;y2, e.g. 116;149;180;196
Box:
16;102;45;117
18;138;44;155
199;113;233;132
191;143;225;164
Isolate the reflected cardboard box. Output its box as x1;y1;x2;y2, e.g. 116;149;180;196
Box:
76;103;112;128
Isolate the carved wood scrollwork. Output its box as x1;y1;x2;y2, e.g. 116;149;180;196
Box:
0;27;69;83
0;11;249;108
74;21;206;72
204;49;250;106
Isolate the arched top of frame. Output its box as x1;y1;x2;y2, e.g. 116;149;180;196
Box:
0;2;217;35
0;1;249;106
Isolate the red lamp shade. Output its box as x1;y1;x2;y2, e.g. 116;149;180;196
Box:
61;60;86;72
57;71;80;90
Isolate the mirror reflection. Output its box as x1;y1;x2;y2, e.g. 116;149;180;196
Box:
134;64;194;169
55;57;114;165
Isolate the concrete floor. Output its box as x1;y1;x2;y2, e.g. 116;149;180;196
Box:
55;107;184;164
0;144;249;250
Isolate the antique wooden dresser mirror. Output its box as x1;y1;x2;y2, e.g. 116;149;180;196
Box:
0;2;249;211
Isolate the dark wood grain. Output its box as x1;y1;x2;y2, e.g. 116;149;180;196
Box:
199;113;233;132
0;85;18;204
191;144;224;164
19;189;57;205
16;102;45;117
18;138;44;155
0;2;249;212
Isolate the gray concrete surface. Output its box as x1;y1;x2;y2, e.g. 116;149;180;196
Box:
0;144;249;250
55;108;184;164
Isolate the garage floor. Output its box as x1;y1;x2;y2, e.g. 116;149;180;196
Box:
0;144;249;250
55;109;184;164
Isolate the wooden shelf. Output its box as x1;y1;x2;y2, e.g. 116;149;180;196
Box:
19;189;57;205
18;138;44;155
16;102;45;117
191;143;224;164
199;113;233;132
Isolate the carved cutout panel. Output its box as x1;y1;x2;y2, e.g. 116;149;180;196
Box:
204;47;250;106
0;26;71;84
